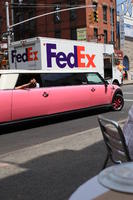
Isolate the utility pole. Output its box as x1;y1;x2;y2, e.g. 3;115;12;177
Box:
5;2;95;51
111;7;113;43
5;2;11;47
11;0;15;42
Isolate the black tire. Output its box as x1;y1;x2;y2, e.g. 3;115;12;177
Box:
112;94;124;111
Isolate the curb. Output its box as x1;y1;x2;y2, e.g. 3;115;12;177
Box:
122;81;133;85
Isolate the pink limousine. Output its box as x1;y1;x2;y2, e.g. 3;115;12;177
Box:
0;70;124;124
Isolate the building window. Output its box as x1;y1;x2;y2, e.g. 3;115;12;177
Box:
110;8;114;25
71;28;77;40
103;5;107;22
94;28;98;39
0;16;2;33
69;0;77;20
55;30;61;38
104;30;108;43
54;4;61;24
111;30;114;43
29;11;35;29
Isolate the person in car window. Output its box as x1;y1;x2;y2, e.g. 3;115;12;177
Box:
123;105;133;160
15;78;39;89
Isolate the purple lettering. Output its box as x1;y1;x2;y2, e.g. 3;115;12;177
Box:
11;48;38;63
46;43;56;67
46;44;78;68
22;49;28;62
16;54;22;62
67;46;78;68
56;52;67;68
22;53;28;62
11;50;16;63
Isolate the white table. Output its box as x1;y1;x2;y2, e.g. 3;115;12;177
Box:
69;175;109;200
69;173;133;200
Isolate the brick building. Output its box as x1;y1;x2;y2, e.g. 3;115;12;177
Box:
0;1;9;45
0;0;117;47
116;1;133;79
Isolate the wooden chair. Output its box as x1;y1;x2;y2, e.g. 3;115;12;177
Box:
98;115;132;169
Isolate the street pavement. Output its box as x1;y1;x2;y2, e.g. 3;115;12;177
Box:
0;79;132;200
0;119;126;200
123;78;133;85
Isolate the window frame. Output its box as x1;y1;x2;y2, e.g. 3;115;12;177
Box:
71;28;77;40
69;0;77;21
40;73;88;87
94;28;98;39
103;5;107;22
86;72;105;85
104;30;108;43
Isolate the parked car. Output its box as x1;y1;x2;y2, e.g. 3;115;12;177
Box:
0;70;124;124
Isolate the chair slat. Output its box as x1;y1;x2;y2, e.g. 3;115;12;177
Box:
98;115;132;169
104;133;125;151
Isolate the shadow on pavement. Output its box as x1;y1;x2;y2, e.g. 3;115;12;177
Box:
0;107;110;134
0;140;109;200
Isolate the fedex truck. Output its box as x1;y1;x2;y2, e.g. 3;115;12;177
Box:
9;37;122;85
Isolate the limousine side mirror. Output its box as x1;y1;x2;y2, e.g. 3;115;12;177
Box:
104;80;109;87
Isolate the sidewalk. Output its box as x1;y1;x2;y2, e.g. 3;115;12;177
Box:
0;126;105;200
123;78;133;85
0;120;126;200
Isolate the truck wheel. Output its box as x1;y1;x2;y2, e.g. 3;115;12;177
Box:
112;94;124;111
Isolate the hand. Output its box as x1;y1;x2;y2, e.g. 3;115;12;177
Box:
29;79;37;88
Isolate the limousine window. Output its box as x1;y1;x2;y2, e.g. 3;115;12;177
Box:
41;73;87;87
15;74;42;88
86;73;104;84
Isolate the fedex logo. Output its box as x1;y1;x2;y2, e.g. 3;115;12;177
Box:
11;47;38;63
46;43;96;68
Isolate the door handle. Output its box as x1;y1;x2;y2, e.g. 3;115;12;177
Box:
43;92;49;97
91;88;95;92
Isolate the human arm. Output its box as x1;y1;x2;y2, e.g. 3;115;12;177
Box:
15;78;37;89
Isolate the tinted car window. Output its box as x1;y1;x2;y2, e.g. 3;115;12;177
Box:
86;73;104;84
15;74;42;87
41;73;87;87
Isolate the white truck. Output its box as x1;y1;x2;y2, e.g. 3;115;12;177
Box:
9;37;122;85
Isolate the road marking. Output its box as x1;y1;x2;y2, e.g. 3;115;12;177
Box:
0;162;11;167
124;92;133;95
124;99;133;102
0;119;126;160
0;118;127;179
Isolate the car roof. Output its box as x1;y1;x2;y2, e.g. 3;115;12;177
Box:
0;70;48;74
0;70;98;74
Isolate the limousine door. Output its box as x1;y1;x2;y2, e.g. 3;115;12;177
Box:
12;88;50;121
0;91;12;123
88;84;111;106
86;73;112;107
12;72;92;121
40;73;91;114
43;85;90;115
12;84;90;121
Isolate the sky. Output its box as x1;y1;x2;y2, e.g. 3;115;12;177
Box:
117;0;124;3
117;0;126;4
117;0;132;5
116;0;132;15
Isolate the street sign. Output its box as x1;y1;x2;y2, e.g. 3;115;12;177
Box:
77;28;87;41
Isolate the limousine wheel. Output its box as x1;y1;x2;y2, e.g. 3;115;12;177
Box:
112;94;124;111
